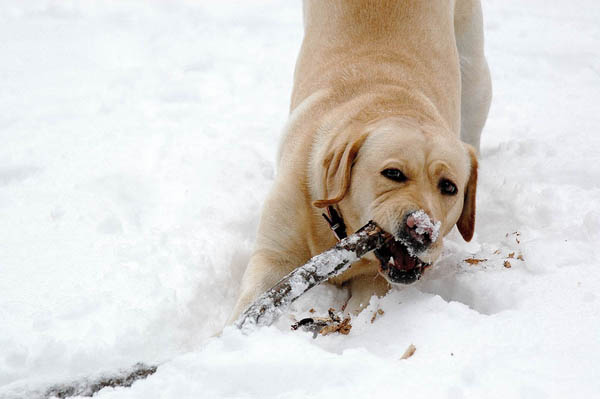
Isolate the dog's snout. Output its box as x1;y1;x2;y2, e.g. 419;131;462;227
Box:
406;214;432;245
397;210;439;254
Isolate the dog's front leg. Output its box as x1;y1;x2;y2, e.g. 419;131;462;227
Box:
344;271;390;316
226;178;313;325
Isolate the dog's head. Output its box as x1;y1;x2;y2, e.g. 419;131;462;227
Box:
313;117;477;284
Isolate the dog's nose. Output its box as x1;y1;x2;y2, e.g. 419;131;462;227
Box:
398;210;439;253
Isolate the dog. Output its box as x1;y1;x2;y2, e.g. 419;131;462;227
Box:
228;0;491;323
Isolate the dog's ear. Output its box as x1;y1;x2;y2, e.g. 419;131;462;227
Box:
457;144;478;241
313;132;367;208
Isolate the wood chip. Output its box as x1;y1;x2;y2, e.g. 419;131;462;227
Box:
506;232;521;244
400;344;416;360
508;252;515;258
504;260;512;268
464;258;487;265
370;308;385;324
292;309;352;337
517;254;525;261
493;249;501;255
320;317;352;336
309;308;315;313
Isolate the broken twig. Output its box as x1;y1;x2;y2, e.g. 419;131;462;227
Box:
400;344;416;360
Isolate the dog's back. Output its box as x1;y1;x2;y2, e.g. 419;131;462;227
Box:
292;0;461;134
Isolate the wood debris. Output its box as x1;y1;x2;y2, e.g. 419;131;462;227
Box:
370;308;384;324
464;258;487;265
400;344;416;360
291;308;352;338
508;252;515;258
517;254;525;261
506;231;521;244
504;260;512;268
320;317;352;336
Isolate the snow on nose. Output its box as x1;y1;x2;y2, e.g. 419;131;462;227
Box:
406;210;441;244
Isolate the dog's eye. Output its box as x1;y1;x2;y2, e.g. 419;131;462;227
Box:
381;168;407;183
439;179;458;196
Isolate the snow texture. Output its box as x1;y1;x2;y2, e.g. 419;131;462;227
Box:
1;0;600;398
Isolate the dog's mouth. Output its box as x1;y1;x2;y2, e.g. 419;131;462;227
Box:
374;236;431;284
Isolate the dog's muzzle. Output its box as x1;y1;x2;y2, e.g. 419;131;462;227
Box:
374;210;439;284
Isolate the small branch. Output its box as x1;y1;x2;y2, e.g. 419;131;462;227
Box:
42;363;158;399
236;221;390;332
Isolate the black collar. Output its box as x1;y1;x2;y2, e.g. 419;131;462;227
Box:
321;205;348;241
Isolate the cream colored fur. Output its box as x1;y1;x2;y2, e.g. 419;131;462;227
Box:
228;0;491;323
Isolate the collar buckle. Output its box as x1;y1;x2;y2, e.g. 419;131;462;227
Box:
321;205;348;241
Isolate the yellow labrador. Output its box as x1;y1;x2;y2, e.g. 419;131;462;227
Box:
229;0;491;322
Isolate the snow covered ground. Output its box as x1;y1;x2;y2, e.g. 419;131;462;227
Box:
1;0;600;398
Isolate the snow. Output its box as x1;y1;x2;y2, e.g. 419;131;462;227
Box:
1;0;600;398
408;209;441;243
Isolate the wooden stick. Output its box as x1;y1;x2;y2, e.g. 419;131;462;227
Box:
34;363;158;399
235;221;390;332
